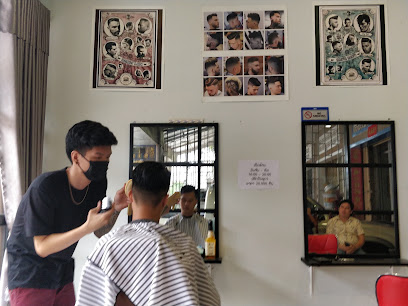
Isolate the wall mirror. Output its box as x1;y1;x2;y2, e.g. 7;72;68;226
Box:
302;121;401;264
129;123;220;261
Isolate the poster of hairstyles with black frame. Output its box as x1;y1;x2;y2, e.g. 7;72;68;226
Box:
202;7;288;102
315;4;387;86
92;9;163;89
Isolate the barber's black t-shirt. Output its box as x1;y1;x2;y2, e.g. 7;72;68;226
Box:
7;168;107;290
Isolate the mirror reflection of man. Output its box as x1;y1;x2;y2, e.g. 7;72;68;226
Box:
165;185;208;248
326;199;365;254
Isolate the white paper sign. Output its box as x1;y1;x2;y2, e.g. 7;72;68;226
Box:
238;160;279;189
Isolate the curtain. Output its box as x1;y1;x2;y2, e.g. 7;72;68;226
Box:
0;0;50;303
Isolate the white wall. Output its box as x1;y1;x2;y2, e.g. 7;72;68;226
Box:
42;0;408;305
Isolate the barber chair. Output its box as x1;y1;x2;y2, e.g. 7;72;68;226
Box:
376;274;408;306
308;234;337;254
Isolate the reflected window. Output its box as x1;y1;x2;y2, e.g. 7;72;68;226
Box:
130;123;220;260
302;121;399;259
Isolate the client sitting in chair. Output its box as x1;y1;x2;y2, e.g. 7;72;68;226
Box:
76;161;220;306
326;199;365;255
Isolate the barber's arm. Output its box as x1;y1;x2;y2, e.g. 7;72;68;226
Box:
33;202;114;258
94;185;130;238
160;192;181;216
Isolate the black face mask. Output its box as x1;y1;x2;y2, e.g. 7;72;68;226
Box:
79;154;109;181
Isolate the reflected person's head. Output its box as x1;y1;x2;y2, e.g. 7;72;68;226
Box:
338;199;354;220
180;185;199;217
131;162;170;212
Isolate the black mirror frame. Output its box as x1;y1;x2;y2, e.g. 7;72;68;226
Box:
129;123;221;262
301;121;401;264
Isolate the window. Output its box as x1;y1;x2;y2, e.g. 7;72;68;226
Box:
302;121;401;264
129;123;220;262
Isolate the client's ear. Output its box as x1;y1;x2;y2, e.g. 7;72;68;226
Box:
125;179;133;200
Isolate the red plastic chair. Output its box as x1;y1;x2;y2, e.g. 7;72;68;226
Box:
376;274;408;306
308;234;337;254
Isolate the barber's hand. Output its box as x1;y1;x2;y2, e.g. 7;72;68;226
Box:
85;201;114;234
161;192;181;216
114;185;131;212
167;192;180;209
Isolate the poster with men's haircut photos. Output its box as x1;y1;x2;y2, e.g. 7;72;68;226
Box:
202;7;288;102
316;5;387;86
92;9;163;89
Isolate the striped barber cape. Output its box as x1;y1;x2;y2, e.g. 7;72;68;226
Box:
76;220;220;306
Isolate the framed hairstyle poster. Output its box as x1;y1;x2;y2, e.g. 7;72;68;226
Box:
315;4;387;86
202;7;288;102
92;9;163;89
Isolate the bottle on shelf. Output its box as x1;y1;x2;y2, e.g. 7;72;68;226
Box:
205;220;216;260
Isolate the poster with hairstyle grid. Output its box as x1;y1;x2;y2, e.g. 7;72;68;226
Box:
202;7;288;102
316;5;387;86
